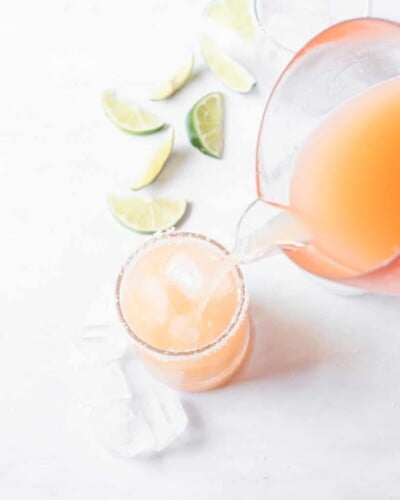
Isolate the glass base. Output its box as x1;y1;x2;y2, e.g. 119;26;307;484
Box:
140;317;251;392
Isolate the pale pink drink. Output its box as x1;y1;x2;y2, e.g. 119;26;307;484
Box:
116;232;250;392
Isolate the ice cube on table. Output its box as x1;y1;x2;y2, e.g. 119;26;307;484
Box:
72;361;132;408
87;364;188;458
165;252;204;299
73;323;129;365
71;291;188;458
168;313;200;345
139;385;188;451
90;399;155;458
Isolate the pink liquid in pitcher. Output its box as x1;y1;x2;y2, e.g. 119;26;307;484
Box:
289;76;400;278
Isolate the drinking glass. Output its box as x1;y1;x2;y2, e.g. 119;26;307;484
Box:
116;232;250;392
253;0;370;53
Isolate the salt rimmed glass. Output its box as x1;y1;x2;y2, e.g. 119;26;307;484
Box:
116;232;250;392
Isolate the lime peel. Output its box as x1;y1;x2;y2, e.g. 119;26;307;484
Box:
186;92;223;158
201;36;256;93
102;90;165;134
204;0;256;41
150;54;194;100
131;128;174;190
108;196;187;234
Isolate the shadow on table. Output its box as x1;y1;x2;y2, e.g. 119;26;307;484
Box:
156;146;190;186
233;299;337;385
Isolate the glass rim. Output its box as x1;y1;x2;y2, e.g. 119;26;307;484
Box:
115;231;248;360
255;17;400;286
252;1;372;52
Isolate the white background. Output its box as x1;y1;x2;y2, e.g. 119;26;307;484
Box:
1;1;400;499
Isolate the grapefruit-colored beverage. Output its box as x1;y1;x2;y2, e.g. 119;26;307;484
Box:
116;232;249;392
290;76;400;276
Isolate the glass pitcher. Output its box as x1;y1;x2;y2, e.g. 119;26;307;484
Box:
240;18;400;294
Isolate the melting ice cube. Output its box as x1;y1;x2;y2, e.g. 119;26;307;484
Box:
73;323;129;365
165;252;203;299
213;274;235;300
139;385;188;451
141;275;170;325
90;400;155;458
72;291;188;458
87;365;188;458
72;362;132;408
168;314;200;345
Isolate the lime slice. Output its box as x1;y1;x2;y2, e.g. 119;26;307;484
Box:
150;54;194;100
131;128;174;190
102;90;165;134
204;0;255;41
108;196;187;233
201;36;256;93
186;92;223;158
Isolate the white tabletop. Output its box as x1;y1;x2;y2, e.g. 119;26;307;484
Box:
1;1;400;499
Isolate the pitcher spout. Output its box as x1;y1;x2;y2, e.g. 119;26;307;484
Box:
233;198;309;264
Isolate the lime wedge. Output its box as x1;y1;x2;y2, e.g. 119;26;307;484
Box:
201;36;256;93
204;0;255;41
102;90;165;134
131;128;174;190
150;54;194;100
186;92;223;158
108;196;187;233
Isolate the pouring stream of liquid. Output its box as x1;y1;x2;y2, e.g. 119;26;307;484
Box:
196;199;310;318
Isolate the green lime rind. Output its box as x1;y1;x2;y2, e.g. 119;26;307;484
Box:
108;196;187;234
102;90;165;135
204;0;256;41
186;113;217;158
186;92;223;159
130;128;175;191
150;54;194;101
200;36;256;94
